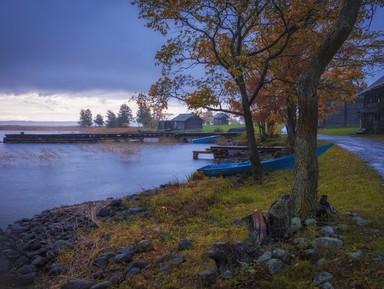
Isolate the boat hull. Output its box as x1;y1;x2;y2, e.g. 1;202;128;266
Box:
198;143;333;176
192;135;219;144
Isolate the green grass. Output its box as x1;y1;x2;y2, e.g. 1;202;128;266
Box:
202;124;247;133
317;126;360;136
46;144;384;289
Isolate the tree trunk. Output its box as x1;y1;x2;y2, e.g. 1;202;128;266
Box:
242;93;263;180
286;102;297;153
291;0;362;220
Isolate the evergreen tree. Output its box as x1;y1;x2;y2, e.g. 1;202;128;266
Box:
136;102;153;127
117;104;133;127
94;114;104;127
78;109;93;127
106;110;117;128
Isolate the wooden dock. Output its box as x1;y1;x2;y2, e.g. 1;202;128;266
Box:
193;145;284;159
2;132;240;144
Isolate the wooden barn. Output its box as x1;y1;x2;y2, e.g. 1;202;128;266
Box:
213;113;229;125
358;75;384;133
158;113;204;130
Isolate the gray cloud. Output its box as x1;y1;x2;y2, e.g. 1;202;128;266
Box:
0;0;165;94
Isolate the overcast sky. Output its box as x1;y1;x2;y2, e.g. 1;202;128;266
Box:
0;1;383;122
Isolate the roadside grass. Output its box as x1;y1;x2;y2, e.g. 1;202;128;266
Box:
318;126;360;136
318;126;384;142
46;145;384;288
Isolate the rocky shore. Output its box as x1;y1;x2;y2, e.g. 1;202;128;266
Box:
1;185;383;288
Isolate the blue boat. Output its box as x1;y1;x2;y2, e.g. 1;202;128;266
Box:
192;135;220;144
197;143;333;176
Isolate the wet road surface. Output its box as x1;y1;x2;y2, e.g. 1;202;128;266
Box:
318;135;384;178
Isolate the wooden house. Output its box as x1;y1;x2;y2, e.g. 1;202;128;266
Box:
358;75;384;133
213;113;229;125
158;113;204;130
318;95;363;128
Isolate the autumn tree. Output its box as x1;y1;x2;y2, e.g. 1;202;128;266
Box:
268;9;384;151
291;0;366;219
78;109;93;127
133;0;317;178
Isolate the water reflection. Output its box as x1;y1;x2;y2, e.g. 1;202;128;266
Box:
0;139;213;228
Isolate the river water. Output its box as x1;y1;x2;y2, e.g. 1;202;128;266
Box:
0;131;213;228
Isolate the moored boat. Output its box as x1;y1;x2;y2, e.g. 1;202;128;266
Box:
197;143;334;176
191;135;220;144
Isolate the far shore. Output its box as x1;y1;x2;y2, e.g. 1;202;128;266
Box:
0;125;146;134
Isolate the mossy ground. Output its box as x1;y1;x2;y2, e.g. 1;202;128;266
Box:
44;144;384;289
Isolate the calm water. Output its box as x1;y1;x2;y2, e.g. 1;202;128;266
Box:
0;131;213;228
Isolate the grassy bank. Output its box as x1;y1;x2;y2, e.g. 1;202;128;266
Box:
44;145;384;288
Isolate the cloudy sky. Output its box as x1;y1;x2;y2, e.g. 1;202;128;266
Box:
0;1;383;122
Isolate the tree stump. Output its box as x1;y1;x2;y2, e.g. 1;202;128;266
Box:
268;195;292;241
242;211;268;245
316;195;337;218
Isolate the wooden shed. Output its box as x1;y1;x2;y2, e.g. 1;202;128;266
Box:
213;113;229;125
158;113;204;130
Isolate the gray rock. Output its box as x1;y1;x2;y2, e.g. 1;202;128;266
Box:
272;248;291;264
61;279;95;289
18;264;37;274
115;247;135;264
265;258;284;275
348;251;363;260
337;223;349;232
313;271;333;285
352;215;369;226
126;260;150;272
198;270;217;287
158;263;171;273
90;281;111;289
321;226;335;236
126;267;141;277
136;240;154;253
304;218;317;227
16;272;36;286
110;271;124;284
178;239;193;251
47;263;67;276
129;207;146;214
373;255;384;263
312;237;343;256
96;207;111;218
321;282;335;289
291;217;302;233
220;270;233;279
0;259;12;274
94;256;111;269
53;240;74;251
171;257;185;265
292;237;310;249
14;255;30;267
22;239;42;251
257;251;272;263
32;255;46;267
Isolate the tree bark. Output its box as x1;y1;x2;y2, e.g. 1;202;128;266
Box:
291;0;363;219
286;102;297;153
242;94;263;180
